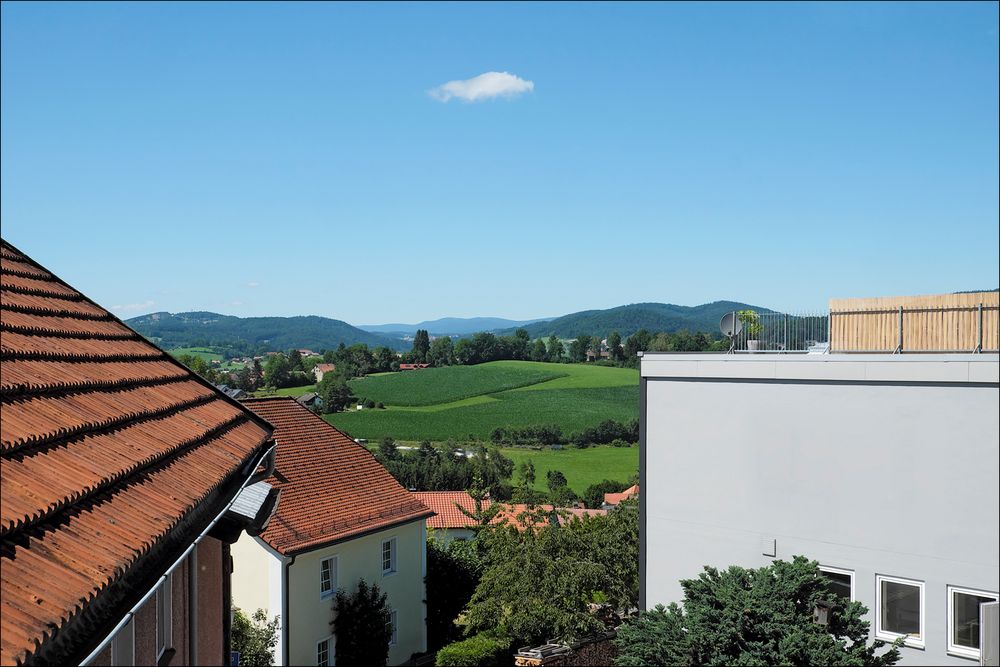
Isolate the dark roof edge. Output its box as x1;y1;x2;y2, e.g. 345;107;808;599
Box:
281;511;435;558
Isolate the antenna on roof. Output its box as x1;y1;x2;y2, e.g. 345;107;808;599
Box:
720;312;742;354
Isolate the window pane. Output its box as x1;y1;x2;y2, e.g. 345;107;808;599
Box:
881;580;920;637
954;592;995;649
321;560;331;593
821;571;852;600
317;639;329;667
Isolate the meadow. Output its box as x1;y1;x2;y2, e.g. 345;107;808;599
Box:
501;446;638;494
326;360;639;442
168;346;223;362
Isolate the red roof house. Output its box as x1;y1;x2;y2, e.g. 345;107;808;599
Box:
0;240;277;666
603;484;640;508
230;398;434;664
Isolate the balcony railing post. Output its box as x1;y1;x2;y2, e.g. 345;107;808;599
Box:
975;303;983;353
894;306;904;354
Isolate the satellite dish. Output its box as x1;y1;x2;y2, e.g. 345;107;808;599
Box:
720;312;743;338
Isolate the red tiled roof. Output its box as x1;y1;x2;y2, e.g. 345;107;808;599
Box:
412;491;486;529
315;363;336;372
604;484;639;506
0;240;274;666
241;398;434;554
492;504;607;531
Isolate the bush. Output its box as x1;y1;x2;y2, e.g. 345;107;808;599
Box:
376;401;385;409
435;634;512;667
364;398;376;409
610;439;631;448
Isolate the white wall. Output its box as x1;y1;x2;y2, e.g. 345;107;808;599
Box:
642;354;999;666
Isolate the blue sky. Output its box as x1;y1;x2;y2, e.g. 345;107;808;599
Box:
2;2;997;324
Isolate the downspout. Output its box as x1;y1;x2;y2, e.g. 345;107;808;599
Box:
223;544;233;666
188;547;198;665
80;441;277;666
282;554;296;667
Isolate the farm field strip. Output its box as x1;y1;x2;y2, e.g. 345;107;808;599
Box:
348;361;568;406
501;446;639;494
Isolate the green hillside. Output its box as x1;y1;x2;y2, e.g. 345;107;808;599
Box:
326;361;639;442
505;301;771;339
127;311;400;352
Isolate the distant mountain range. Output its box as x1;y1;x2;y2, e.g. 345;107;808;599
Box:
126;311;400;351
359;316;552;336
127;301;773;353
498;301;772;339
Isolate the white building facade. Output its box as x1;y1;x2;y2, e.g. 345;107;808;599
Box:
640;353;999;666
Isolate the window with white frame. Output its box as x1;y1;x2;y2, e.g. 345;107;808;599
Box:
387;609;398;646
111;618;135;666
320;556;338;599
948;585;999;659
818;565;854;601
875;575;924;648
381;538;397;575
317;636;334;667
155;572;173;658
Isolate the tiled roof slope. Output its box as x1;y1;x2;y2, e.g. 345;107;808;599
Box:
604;484;639;506
0;240;274;666
241;398;434;554
413;491;486;529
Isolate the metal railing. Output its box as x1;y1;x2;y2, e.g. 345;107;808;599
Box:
728;311;829;353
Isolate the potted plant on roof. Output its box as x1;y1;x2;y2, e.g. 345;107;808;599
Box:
737;309;763;352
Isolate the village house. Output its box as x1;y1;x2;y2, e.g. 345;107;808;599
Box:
0;239;280;666
231;398;434;666
413;491;484;544
399;363;430;370
313;362;336;382
413;491;607;542
602;484;639;510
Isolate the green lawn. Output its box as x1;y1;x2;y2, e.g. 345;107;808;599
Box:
501;445;639;494
254;383;316;398
168;347;224;362
348;361;569;406
326;360;639;443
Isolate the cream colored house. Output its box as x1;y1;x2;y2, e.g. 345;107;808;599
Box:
232;398;434;666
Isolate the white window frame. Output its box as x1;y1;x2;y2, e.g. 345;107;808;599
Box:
875;574;925;648
155;572;173;659
388;609;398;646
947;585;999;660
818;565;855;601
320;556;339;600
317;635;334;666
381;538;397;576
111;618;135;666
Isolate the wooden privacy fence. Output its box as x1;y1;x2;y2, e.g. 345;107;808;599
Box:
828;292;999;353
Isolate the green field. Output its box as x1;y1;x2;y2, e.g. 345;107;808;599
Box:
326;361;639;443
502;446;638;494
168;347;224;362
255;383;315;398
349;363;567;406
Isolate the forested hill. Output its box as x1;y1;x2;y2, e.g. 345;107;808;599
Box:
126;312;400;351
504;301;773;339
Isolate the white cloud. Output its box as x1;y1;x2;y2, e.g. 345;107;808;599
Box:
112;300;155;313
247;281;260;288
428;71;534;103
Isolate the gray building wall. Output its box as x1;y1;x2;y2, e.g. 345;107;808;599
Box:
641;354;1000;666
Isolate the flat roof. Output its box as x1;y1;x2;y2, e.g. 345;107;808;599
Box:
640;353;1000;384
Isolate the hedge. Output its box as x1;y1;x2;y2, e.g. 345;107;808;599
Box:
435;634;512;667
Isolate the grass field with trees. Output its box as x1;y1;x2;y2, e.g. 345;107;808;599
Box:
500;446;637;495
326;361;639;442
